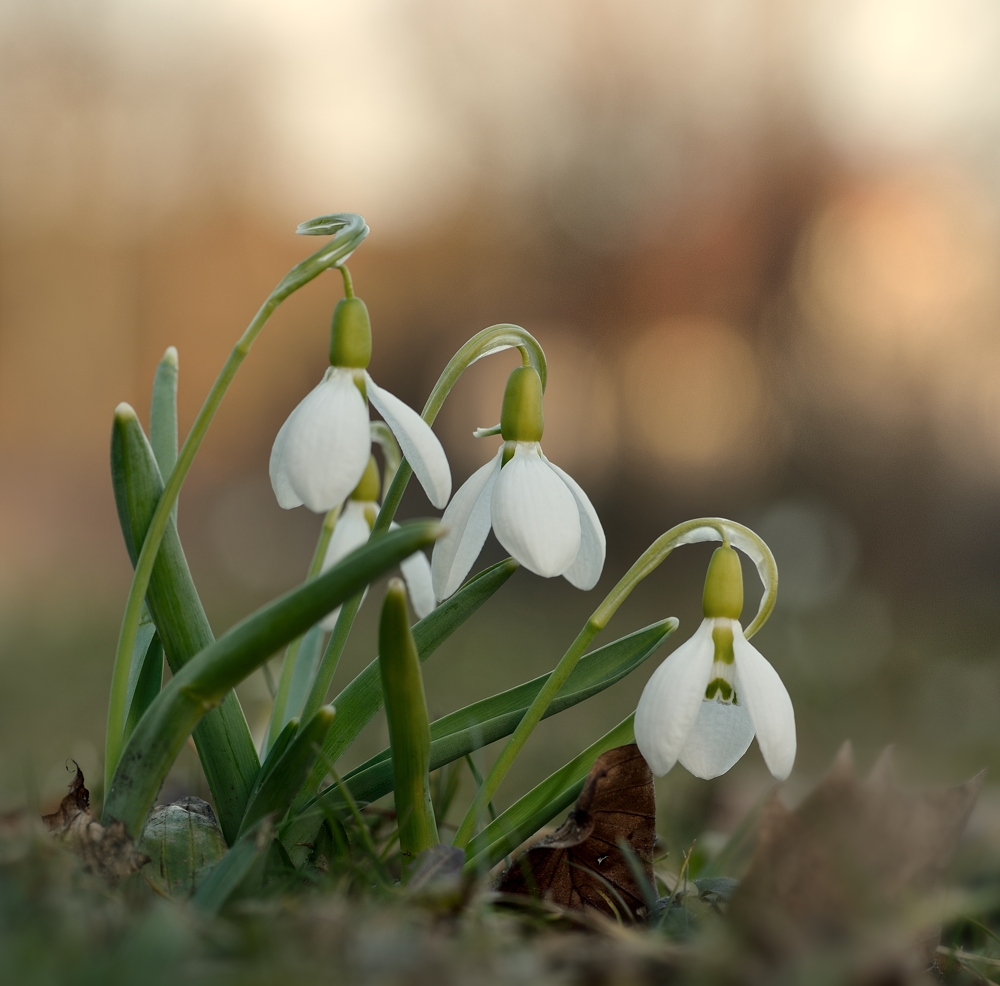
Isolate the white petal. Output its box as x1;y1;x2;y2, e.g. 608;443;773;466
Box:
678;700;755;779
366;374;452;509
400;550;436;620
431;451;502;601
269;368;371;512
732;623;796;780
491;445;580;578
269;409;304;508
543;456;606;590
319;501;372;630
634;618;716;776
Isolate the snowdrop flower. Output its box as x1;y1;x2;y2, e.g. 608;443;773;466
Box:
319;457;435;630
635;543;796;781
270;294;451;513
432;364;605;601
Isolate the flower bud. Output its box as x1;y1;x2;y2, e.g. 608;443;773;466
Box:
702;545;744;620
329;296;372;368
500;366;544;443
350;455;381;502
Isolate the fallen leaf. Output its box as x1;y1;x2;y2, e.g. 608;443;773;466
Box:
497;744;656;920
729;743;984;964
42;762;148;886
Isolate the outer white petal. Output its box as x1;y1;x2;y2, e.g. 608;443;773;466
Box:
678;700;755;779
269;408;304;508
431;451;502;601
319;501;372;630
400;550;436;619
732;623;796;780
543;456;606;590
269;368;371;512
491;444;580;578
634;618;716;776
365;374;452;509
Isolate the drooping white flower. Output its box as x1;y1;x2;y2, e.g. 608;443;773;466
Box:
634;544;795;781
269;295;451;513
319;459;435;630
431;365;605;600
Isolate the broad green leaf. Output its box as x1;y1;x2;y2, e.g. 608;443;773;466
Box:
295;557;519;805
111;406;260;844
122;614;162;746
282;620;674;851
463;714;637;874
237;707;335;840
102;520;443;838
378;582;437;873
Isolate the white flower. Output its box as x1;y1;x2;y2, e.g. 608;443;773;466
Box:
431;441;605;601
269;367;451;513
634;616;796;781
319;499;435;630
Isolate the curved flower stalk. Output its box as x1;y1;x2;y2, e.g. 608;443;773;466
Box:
319;457;435;630
432;364;606;601
634;543;795;781
269;274;450;513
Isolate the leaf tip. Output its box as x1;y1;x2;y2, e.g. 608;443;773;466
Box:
114;402;137;423
161;346;178;367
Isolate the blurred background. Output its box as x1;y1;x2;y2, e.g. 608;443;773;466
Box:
3;0;1000;854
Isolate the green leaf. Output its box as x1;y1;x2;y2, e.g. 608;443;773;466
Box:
149;347;178;488
122;615;162;747
111;405;260;844
378;582;437;874
102;520;443;838
295;557;519;806
347;619;673;805
463;714;637;874
283;624;326;727
237;707;335;840
192;821;273;915
282;620;673;851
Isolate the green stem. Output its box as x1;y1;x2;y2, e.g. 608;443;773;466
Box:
298;324;548;724
104;214;368;793
452;517;777;849
266;505;340;752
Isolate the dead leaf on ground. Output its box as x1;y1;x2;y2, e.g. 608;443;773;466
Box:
42;762;148;887
729;743;984;965
497;744;656;921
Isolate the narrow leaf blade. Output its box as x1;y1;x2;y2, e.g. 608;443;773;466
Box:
238;707;334;839
464;714;637;873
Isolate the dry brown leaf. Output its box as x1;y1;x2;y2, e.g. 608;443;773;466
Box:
42;763;149;886
729;742;984;963
497;744;656;921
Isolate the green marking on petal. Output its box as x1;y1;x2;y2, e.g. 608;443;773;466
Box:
711;621;736;665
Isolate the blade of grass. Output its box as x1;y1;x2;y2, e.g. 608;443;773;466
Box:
102;520;442;837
